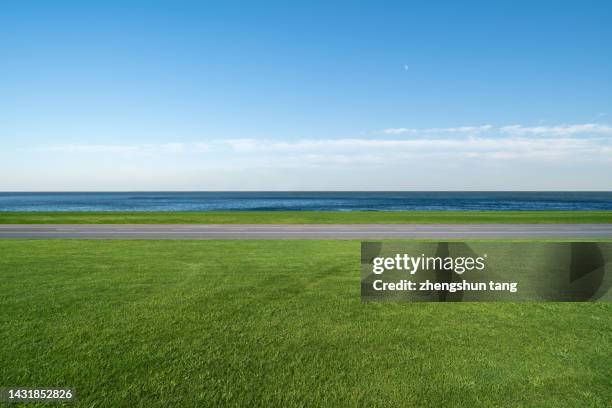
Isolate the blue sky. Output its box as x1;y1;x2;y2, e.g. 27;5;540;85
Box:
1;0;611;190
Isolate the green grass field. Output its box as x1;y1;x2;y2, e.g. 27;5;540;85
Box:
1;240;610;407
1;210;612;224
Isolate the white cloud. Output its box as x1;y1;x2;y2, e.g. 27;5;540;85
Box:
499;123;612;136
383;128;416;135
218;136;610;163
383;123;612;137
383;125;494;135
38;123;612;166
35;123;612;169
16;123;612;190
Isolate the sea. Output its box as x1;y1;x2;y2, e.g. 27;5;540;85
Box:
0;192;611;212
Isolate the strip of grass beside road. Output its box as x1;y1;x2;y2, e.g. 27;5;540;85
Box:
1;239;610;407
1;210;612;224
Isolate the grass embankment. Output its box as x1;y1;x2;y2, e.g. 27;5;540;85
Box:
1;210;612;224
1;240;610;407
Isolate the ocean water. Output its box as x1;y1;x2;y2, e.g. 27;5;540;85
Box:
0;192;611;212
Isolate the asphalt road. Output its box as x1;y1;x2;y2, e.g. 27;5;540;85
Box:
0;224;611;239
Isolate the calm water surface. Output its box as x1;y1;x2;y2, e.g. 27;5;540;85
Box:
1;192;611;211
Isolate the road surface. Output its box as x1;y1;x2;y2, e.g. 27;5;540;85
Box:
0;224;611;239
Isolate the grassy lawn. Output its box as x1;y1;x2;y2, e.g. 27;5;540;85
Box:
1;240;610;407
1;210;612;224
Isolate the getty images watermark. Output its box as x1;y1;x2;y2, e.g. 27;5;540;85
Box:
361;242;612;302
